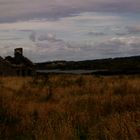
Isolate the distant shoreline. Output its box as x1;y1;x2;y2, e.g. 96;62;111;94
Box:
36;55;140;76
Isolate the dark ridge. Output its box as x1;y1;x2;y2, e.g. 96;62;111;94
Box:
36;55;140;71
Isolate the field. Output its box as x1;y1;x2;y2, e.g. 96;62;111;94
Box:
0;75;140;140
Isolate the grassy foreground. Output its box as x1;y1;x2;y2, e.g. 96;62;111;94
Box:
0;75;140;140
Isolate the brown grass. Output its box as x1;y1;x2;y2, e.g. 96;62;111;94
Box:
0;75;139;140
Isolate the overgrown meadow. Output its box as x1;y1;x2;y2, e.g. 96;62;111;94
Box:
0;75;140;140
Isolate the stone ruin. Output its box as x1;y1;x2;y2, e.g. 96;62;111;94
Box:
0;48;35;76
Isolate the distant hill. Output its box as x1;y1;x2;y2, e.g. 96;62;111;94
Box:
36;55;140;72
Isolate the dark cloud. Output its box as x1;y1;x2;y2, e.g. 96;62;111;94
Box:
0;0;140;23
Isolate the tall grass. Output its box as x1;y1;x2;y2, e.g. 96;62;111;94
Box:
0;75;139;140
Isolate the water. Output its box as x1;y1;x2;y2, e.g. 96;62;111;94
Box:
36;69;98;74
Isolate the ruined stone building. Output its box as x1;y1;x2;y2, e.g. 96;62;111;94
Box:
0;56;16;76
0;48;35;76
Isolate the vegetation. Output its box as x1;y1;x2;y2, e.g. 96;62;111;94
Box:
36;55;140;70
0;75;140;140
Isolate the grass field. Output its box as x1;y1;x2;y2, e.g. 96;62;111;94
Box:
0;75;140;140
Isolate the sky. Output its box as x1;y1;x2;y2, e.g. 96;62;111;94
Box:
0;0;140;62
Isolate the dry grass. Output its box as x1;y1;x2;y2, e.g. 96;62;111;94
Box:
0;75;140;140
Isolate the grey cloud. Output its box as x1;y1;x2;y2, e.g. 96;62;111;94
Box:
115;26;140;36
126;26;140;34
1;34;140;62
29;31;36;42
95;40;127;56
0;0;140;23
38;34;62;42
115;33;127;36
19;29;34;32
87;31;106;36
95;37;140;56
35;41;81;61
30;36;140;61
0;37;22;40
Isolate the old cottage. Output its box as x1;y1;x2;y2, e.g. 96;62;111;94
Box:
0;48;35;76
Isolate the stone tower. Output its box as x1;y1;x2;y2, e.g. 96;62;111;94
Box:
14;48;23;57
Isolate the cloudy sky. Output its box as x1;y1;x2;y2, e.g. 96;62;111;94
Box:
0;0;140;62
